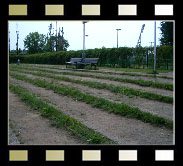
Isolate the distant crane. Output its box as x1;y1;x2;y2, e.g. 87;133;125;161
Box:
136;24;145;47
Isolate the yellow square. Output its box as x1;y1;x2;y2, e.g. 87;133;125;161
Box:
45;5;64;15
9;150;28;161
9;5;27;16
46;150;64;161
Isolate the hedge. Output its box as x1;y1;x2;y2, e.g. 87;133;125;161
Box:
9;46;173;69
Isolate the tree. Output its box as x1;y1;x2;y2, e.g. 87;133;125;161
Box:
45;24;69;52
24;32;46;54
159;22;173;46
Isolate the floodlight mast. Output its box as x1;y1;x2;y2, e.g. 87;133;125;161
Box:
137;24;145;47
82;21;87;59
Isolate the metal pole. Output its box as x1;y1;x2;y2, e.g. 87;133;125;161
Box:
154;21;156;74
116;29;121;48
117;30;118;48
82;22;87;59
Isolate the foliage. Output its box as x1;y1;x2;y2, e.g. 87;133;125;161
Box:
159;22;173;46
24;32;46;54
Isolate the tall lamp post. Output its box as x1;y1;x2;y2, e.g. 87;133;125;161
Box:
116;29;121;48
16;30;19;55
82;21;87;59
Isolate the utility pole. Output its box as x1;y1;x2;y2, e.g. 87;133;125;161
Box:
16;30;19;55
116;29;121;48
154;21;157;74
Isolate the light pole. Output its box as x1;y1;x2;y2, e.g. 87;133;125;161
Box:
16;30;19;55
116;29;121;48
82;21;87;59
154;21;157;74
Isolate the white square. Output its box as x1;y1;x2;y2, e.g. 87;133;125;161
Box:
155;5;173;15
155;150;174;161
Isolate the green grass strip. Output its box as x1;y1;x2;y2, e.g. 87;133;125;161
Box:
10;72;173;130
10;65;173;91
10;67;173;104
9;83;115;144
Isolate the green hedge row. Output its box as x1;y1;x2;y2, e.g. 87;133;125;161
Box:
9;46;173;69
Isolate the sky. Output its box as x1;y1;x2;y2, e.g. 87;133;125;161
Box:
9;21;163;51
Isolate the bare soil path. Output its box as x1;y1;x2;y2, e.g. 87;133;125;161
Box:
9;91;84;145
10;77;173;145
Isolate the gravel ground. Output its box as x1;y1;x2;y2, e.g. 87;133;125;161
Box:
9;128;20;145
10;77;173;145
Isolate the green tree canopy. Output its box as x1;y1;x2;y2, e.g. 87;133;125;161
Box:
24;32;46;54
159;22;173;46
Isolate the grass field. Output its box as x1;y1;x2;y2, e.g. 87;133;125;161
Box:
9;64;174;145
